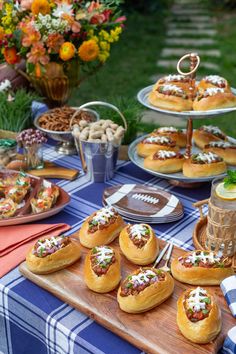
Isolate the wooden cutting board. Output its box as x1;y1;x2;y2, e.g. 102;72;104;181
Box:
29;161;79;180
19;237;235;354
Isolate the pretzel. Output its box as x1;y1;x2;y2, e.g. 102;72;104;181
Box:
38;107;95;132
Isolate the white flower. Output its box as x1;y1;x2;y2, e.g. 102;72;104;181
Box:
0;80;11;93
52;3;73;18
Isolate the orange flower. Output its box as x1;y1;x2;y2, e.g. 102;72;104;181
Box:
46;33;64;53
22;29;41;47
0;27;4;41
31;0;51;15
78;40;99;62
27;43;49;65
3;47;20;65
59;42;75;61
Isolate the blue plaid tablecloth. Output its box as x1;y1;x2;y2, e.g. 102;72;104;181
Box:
0;140;214;354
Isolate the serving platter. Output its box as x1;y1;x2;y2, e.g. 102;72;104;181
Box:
0;170;70;226
19;236;235;354
128;135;236;183
137;85;236;119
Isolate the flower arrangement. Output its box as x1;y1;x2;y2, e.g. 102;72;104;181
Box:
0;0;125;85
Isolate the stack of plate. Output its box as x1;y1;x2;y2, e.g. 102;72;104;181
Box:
102;184;184;224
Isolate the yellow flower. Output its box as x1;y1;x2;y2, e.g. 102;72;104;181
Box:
99;30;110;41
99;41;110;52
78;39;99;62
98;51;109;63
31;0;51;15
89;35;99;43
5;28;12;35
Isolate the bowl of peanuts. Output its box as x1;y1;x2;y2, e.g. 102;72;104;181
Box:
34;106;99;155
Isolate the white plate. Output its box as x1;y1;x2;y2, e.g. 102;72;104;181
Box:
137;85;236;119
128;135;236;183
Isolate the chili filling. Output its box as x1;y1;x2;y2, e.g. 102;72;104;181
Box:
178;250;229;268
143;136;176;147
205;141;236;150
153;150;183;160
157;85;189;99
199;125;226;140
184;287;212;322
159;75;191;84
33;235;70;258
127;224;151;248
205;75;226;88
120;268;165;297
88;207;118;233
90;246;115;276
191;152;223;164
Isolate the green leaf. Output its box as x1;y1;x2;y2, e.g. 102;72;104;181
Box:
202;297;211;304
224;170;236;188
202;309;209;315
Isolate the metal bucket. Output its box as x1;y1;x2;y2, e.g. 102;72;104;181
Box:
71;101;127;183
80;140;119;182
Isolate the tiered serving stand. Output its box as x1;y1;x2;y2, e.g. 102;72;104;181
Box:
129;53;236;187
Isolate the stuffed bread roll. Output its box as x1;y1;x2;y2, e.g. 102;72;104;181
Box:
197;75;231;93
193;125;227;149
26;235;81;274
79;206;125;248
193;87;236;111
137;135;179;158
119;224;159;265
151;126;187;148
31;197;53;213
144;150;185;174
84;245;121;293
148;84;193;112
204;141;236;166
171;250;233;285
177;287;221;344
183;152;227;178
117;267;174;313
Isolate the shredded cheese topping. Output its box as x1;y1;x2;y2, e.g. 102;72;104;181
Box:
205;75;226;85
194;152;220;163
145;136;171;144
93;246;114;264
202;125;224;135
158;126;178;133
161;84;183;93
92;206;115;225
164;74;185;82
129;269;157;286
0;201;12;211
208;141;232;148
157;150;177;158
36;236;65;253
204;87;225;96
180;251;221;265
186;287;208;312
129;224;149;240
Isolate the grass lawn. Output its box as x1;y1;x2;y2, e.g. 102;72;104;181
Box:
69;6;236;140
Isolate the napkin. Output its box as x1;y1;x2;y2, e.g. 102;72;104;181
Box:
222;327;236;354
0;223;70;278
220;275;236;317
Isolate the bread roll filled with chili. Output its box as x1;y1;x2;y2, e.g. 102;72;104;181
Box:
79;206;125;248
26;235;81;274
183;152;227;178
197;75;231;93
171;250;233;285
84;245;121;293
137;135;179;158
193;125;227;149
144;150;185;174
119;224;159;265
204;141;236;166
151;126;187;148
117;267;174;313
177;287;221;344
148;84;193;112
193;87;236;111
